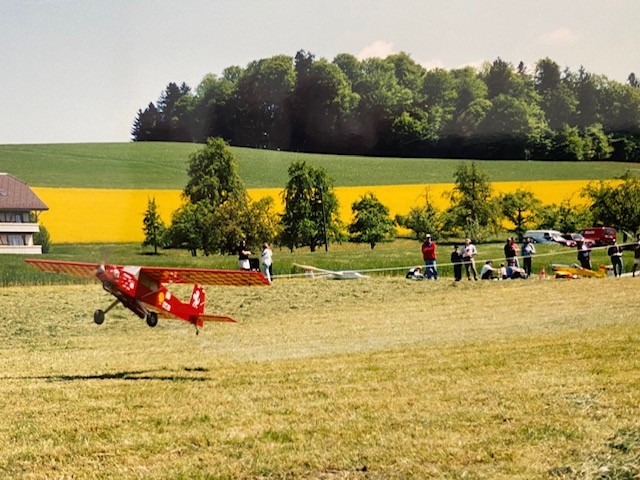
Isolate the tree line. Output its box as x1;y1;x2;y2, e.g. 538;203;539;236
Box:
132;50;640;162
142;139;640;256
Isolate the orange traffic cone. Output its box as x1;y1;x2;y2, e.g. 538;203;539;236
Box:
539;268;546;279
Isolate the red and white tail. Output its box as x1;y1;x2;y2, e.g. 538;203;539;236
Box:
190;284;206;315
190;285;237;325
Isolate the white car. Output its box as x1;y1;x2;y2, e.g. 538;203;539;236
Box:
523;230;564;244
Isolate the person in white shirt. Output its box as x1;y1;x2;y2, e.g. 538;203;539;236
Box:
521;237;536;277
480;260;498;280
461;238;478;281
261;242;273;283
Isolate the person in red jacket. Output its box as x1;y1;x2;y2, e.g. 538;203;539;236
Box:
421;234;439;280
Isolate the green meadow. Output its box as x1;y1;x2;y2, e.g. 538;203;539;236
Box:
0;239;628;287
1;142;639;189
0;143;639;478
0;275;638;478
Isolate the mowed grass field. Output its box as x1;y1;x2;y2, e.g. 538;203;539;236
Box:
1;143;639;478
0;275;638;478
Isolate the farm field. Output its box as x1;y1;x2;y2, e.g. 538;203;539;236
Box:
0;275;638;478
33;179;595;243
1;142;635;243
1;142;639;189
1;143;639;478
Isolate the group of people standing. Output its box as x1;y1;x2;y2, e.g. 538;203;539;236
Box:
418;235;537;281
237;239;273;283
609;234;640;277
239;233;640;284
501;236;536;277
418;236;481;281
417;233;640;281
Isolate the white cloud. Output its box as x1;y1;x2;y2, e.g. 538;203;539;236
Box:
418;58;446;71
356;40;396;60
537;28;578;46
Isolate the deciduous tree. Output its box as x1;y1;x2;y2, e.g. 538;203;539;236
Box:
535;199;592;233
184;137;248;207
499;189;541;240
444;162;500;241
395;188;442;240
348;192;395;249
279;161;343;251
582;172;640;235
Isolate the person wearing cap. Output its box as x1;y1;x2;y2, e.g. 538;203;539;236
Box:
421;234;438;280
461;238;478;281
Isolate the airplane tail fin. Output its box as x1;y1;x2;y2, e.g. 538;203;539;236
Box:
187;285;238;327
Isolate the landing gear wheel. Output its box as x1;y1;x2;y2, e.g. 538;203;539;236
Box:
94;309;105;325
146;311;158;328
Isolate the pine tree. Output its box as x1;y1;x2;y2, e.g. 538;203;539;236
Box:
142;197;166;254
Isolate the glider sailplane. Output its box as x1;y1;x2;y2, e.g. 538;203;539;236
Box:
25;259;269;331
294;263;369;280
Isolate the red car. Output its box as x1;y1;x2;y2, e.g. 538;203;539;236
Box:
579;227;617;246
558;233;595;248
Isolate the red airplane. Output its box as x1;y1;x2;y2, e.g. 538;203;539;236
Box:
25;259;269;332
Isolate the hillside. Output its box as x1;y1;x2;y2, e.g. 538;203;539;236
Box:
1;142;639;190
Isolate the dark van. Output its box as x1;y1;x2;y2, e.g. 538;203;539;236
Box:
579;227;617;246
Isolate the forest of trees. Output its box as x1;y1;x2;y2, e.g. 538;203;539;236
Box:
132;50;640;162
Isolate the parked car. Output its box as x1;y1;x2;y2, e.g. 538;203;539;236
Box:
579;227;617;246
559;233;595;248
523;229;564;244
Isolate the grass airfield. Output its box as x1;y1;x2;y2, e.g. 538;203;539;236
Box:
0;276;638;478
1;141;639;477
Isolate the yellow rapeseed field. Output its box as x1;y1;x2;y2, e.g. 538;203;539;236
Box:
34;180;593;243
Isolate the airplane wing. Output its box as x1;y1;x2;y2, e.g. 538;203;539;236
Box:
293;263;369;280
138;266;270;287
25;260;270;286
25;259;101;279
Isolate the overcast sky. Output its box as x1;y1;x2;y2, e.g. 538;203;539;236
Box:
1;0;638;144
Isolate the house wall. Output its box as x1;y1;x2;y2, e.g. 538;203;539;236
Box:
0;210;42;254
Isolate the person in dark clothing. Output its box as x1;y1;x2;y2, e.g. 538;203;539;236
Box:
450;245;463;281
504;237;519;267
632;235;640;277
576;240;592;270
237;240;251;270
607;239;623;277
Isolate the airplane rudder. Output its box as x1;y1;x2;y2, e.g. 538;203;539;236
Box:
191;284;206;314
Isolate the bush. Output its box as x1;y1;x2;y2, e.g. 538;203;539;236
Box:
34;225;51;254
